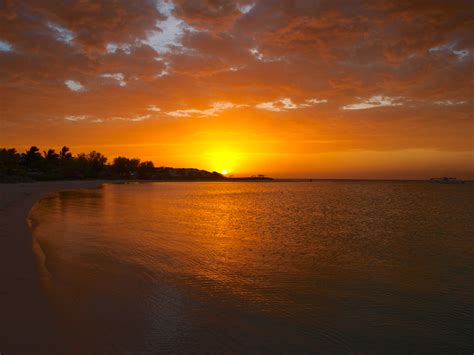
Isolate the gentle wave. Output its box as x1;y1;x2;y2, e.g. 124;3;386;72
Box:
30;181;474;352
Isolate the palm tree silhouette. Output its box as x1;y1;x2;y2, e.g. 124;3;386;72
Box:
44;148;59;162
22;146;42;166
59;146;72;161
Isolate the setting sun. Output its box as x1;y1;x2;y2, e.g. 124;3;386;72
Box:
204;149;241;176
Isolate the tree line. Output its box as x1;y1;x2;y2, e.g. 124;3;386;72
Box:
0;146;165;182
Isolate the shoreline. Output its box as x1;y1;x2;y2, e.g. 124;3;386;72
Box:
0;180;111;352
0;178;265;351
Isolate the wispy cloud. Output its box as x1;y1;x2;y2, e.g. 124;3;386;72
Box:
47;22;74;44
112;114;152;122
305;98;328;105
64;115;89;121
64;115;103;123
144;0;194;54
342;96;403;110
250;48;264;61
434;99;467;106
256;98;327;112
106;43;132;54
238;3;255;14
249;47;282;62
452;49;469;60
65;80;85;92
0;40;13;52
147;105;161;112
166;102;242;117
100;73;126;87
65;113;153;123
155;57;171;77
429;43;469;60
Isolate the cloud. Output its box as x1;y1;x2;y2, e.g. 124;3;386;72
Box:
64;115;104;123
100;73;126;86
238;3;254;14
65;80;85;92
453;49;469;60
64;115;89;121
172;0;242;32
249;47;282;62
256;98;328;112
65;113;153;123
0;40;13;52
154;57;171;77
249;47;263;61
429;43;469;60
304;98;329;105
112;114;151;122
47;22;74;44
342;96;403;110
434;100;467;106
147;105;161;112
1;0;473;165
106;43;132;54
166;101;242;117
256;98;296;112
30;0;163;52
144;1;194;54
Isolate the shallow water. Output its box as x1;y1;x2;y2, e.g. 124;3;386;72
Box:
30;181;474;352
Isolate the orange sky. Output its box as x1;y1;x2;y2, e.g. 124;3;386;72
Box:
1;0;473;178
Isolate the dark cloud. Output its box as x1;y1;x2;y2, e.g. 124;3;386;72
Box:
173;0;242;32
30;0;163;51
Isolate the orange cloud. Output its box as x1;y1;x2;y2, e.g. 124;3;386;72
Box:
1;0;473;178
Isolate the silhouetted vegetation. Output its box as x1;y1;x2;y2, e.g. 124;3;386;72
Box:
0;146;228;182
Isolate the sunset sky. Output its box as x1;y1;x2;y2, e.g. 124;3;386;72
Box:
1;0;473;178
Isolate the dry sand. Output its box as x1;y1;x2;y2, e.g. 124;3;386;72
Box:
0;180;109;353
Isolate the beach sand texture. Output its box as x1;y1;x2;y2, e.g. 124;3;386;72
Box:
0;181;106;352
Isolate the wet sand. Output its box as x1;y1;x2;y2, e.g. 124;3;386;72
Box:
0;180;108;353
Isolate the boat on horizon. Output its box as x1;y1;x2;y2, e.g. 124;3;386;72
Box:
430;177;464;184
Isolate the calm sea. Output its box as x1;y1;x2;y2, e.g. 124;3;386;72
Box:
30;181;474;353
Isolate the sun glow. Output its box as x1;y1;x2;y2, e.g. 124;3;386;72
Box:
206;148;240;175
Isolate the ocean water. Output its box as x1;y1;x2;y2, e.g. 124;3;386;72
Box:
30;181;474;353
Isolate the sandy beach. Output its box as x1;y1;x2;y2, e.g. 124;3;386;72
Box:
0;180;107;352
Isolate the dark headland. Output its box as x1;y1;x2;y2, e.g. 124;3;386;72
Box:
1;146;273;183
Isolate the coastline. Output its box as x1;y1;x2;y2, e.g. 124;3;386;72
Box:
0;178;237;352
0;180;109;352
